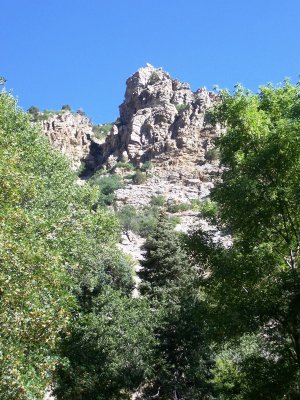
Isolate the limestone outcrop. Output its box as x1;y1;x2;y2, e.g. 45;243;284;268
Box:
93;64;222;209
41;111;95;170
39;65;222;209
40;65;220;187
99;63;219;168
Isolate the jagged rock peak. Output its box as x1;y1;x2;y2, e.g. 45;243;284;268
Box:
120;64;195;124
39;66;219;175
101;65;219;167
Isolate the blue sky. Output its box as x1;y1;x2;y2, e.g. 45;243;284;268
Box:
2;0;300;124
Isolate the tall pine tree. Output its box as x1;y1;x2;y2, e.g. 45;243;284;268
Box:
139;212;188;302
138;212;213;399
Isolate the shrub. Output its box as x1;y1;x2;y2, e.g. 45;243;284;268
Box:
27;106;40;121
140;160;152;172
117;205;140;233
93;123;113;140
176;103;189;112
76;161;87;177
150;195;166;207
199;199;218;219
55;288;156;400
148;72;160;85
136;208;160;237
205;147;219;161
92;174;123;206
132;170;147;185
61;104;71;111
111;162;135;172
190;199;202;211
28;105;40;115
167;202;191;213
118;204;160;237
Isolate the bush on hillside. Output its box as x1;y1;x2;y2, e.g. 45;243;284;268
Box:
132;170;147;185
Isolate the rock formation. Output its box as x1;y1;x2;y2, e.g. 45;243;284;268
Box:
41;111;95;170
95;64;222;209
40;64;221;188
39;64;224;219
99;63;219;168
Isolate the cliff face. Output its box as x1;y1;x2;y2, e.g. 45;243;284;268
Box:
40;65;221;209
100;64;219;168
98;64;222;210
41;111;95;170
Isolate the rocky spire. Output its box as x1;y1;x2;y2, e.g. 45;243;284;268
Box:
99;64;219;167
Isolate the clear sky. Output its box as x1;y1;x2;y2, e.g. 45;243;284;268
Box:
2;0;300;124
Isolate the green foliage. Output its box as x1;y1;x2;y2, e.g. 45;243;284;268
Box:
111;161;135;172
167;201;191;213
140;160;152;172
150;195;166;207
138;212;187;299
187;80;300;397
190;198;202;211
92;123;113;140
27;107;67;122
118;199;182;238
42;109;61;119
138;213;214;398
91;174;123;206
117;205;140;233
0;91;130;398
148;71;160;85
175;103;189;112
61;104;71;111
118;204;161;237
132;169;147;185
76;160;87;176
0;92;79;398
27;105;40;122
55;288;157;400
205;147;220;161
27;105;40;115
212;335;299;399
133;207;158;237
198;199;219;220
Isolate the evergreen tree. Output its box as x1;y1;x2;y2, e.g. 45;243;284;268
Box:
138;211;188;301
138;213;213;399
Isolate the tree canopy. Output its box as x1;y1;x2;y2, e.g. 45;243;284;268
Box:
0;91;129;399
187;81;300;398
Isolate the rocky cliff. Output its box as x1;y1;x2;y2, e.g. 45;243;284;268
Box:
100;63;219;167
104;65;229;257
99;64;222;209
40;65;225;229
41;111;97;171
40;64;220;185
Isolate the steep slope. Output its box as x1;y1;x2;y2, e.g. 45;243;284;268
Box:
100;64;222;208
39;65;228;246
